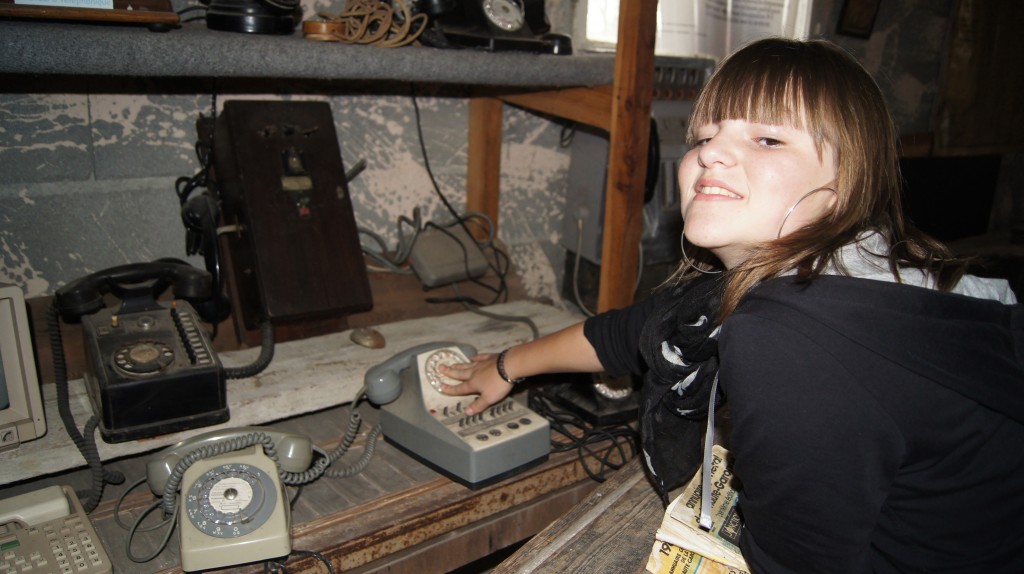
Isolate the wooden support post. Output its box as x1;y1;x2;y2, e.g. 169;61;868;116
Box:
466;97;504;240
597;0;658;312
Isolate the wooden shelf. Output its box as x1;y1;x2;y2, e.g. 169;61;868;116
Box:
0;20;615;85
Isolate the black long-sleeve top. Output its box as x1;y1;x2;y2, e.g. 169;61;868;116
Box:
583;275;1024;573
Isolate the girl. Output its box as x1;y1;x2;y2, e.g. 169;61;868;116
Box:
442;38;1023;572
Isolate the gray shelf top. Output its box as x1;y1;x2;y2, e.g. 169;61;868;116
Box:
0;20;617;87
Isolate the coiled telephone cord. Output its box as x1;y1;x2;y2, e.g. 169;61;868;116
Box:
47;304;124;514
302;0;427;47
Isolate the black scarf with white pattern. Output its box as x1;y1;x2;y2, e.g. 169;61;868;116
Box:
638;272;725;502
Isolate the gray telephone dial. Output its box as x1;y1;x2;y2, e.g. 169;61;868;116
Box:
365;342;550;489
146;427;313;572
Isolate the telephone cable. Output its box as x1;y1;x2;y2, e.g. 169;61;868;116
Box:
47;303;124;513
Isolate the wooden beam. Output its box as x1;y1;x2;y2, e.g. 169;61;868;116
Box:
466;97;505;239
500;86;615;132
597;0;658;312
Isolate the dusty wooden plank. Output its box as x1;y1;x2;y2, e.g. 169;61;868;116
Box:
345;479;600;574
495;457;661;574
1;300;583;484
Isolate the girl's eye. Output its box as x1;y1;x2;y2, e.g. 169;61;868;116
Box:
693;137;712;146
757;137;784;148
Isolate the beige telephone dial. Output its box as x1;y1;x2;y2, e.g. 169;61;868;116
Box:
146;427;314;572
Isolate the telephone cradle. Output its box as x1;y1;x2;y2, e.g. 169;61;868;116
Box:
366;343;551;489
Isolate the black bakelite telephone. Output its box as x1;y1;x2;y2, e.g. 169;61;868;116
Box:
419;0;572;54
201;0;301;35
54;260;230;443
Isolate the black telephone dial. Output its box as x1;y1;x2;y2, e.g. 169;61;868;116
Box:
420;0;571;54
55;261;229;443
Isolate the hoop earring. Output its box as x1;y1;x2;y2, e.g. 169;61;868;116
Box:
777;187;838;239
680;234;722;275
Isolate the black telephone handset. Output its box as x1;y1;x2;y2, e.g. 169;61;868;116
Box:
421;0;571;54
55;261;229;443
56;260;215;322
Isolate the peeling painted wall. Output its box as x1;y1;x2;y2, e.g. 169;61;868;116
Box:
0;91;570;304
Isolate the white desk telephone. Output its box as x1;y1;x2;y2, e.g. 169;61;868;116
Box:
145;427;314;572
365;342;550;489
0;485;112;574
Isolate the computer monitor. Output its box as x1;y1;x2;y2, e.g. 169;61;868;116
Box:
0;283;46;451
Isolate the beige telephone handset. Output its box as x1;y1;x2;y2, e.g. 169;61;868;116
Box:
365;342;550;489
146;427;313;572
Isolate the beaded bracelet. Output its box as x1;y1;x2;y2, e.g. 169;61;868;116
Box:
496;348;525;385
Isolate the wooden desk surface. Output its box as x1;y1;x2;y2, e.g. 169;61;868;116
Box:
90;401;621;573
0;300;645;573
0;394;619;573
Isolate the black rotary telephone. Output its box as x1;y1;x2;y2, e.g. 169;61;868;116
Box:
419;0;571;54
55;261;231;443
49;260;278;515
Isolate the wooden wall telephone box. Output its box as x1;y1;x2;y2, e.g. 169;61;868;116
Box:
213;101;372;339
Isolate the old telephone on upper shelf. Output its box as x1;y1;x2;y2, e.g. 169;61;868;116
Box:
54;261;228;443
202;0;300;35
365;342;550;489
419;0;571;54
144;427;313;571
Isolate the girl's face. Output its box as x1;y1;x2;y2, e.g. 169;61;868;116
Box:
679;119;837;269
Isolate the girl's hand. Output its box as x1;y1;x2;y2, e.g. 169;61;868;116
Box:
439;353;512;416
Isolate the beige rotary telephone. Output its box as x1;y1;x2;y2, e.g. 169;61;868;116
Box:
145;427;314;572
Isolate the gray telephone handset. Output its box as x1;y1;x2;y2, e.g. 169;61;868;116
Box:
365;342;550;489
146;427;313;572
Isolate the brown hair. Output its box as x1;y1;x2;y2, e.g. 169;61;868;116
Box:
674;37;965;318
